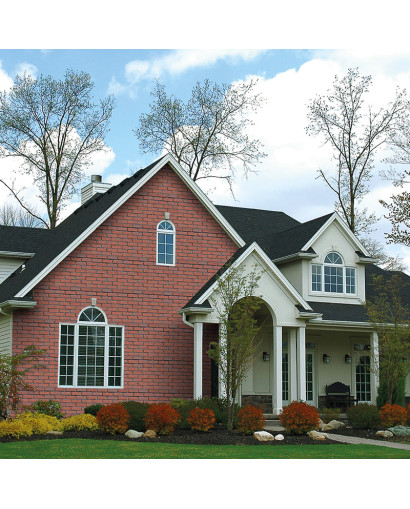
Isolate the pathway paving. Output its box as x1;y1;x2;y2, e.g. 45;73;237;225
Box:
264;421;410;451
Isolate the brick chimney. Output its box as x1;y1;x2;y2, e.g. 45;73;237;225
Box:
81;175;112;205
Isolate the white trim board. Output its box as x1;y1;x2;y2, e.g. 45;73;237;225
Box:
15;153;245;299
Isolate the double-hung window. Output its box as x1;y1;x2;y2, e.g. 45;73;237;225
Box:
59;307;123;388
157;220;175;265
311;252;356;295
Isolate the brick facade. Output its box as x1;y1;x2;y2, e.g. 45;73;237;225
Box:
12;165;237;415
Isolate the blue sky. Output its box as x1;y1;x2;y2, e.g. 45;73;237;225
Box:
1;48;410;270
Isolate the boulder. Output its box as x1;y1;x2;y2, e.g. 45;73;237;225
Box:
46;430;63;436
125;430;144;439
376;430;394;438
387;426;410;436
144;429;157;438
274;434;284;441
253;431;274;442
321;420;345;432
308;430;328;441
317;419;324;430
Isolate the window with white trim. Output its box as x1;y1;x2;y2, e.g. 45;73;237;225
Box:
311;252;356;295
157;220;175;265
59;307;123;388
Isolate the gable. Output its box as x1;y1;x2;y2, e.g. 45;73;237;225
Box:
310;221;361;266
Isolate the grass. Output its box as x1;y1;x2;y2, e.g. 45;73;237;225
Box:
0;439;409;459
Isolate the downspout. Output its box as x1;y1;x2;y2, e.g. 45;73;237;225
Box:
0;307;11;316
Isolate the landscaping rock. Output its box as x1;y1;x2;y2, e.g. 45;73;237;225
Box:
376;430;393;438
254;431;274;441
321;420;345;432
125;430;144;439
387;426;410;436
144;429;157;438
308;430;328;441
317;419;324;430
46;430;63;436
274;434;284;441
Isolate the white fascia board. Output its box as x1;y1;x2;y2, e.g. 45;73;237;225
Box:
15;153;244;299
195;242;312;311
301;212;370;257
0;300;37;310
309;318;371;328
0;251;35;258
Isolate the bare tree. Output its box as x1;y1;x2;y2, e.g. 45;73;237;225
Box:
361;237;407;272
306;68;406;236
135;79;266;193
0;203;43;228
0;70;115;228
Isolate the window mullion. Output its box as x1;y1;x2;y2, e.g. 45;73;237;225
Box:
73;324;79;387
104;325;109;387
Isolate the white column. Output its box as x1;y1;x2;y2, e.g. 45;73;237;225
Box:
218;324;227;398
288;328;298;402
297;327;306;401
271;325;283;415
193;322;203;399
370;331;379;405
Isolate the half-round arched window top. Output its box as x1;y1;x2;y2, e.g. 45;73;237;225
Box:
157;220;175;265
324;252;343;265
78;307;107;323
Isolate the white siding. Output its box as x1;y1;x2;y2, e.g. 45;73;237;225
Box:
0;257;25;284
0;312;12;356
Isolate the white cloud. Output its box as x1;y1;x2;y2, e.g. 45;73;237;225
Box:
14;62;38;78
0;61;13;91
110;49;266;96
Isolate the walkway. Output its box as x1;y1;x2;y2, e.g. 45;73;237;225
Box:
265;421;410;451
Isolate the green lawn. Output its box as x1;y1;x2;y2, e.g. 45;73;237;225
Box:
0;439;409;459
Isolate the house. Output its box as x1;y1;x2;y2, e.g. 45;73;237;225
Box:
0;153;409;415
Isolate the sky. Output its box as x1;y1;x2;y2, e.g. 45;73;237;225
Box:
1;47;410;270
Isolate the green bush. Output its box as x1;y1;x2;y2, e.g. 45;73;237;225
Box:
376;378;406;408
346;403;380;429
321;407;341;424
120;401;149;431
84;404;104;416
31;400;64;419
170;397;236;429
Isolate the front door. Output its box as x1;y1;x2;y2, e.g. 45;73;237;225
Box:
306;351;316;405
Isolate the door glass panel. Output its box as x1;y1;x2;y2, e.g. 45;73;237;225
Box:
306;353;313;401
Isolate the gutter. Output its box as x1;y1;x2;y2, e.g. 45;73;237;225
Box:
273;251;318;265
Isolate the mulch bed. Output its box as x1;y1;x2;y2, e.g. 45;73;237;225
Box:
0;428;345;445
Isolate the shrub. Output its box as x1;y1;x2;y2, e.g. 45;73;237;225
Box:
321;407;341;424
96;403;130;434
145;403;180;435
170;397;236;429
31;400;64;419
376;378;406;408
379;404;407;428
61;414;99;432
15;411;62;434
346;403;380;429
408;403;410;425
84;404;104;417
120;401;149;431
0;418;33;439
187;407;216;432
237;405;266;435
279;401;319;435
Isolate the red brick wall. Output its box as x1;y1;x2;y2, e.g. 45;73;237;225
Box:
12;165;237;415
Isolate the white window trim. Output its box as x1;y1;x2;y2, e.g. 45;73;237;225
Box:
310;258;357;297
156;220;176;267
58;321;124;389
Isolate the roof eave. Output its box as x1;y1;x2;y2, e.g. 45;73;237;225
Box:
273;251;318;265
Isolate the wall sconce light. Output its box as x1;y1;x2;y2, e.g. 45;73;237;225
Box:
345;354;352;364
323;354;330;363
263;352;270;362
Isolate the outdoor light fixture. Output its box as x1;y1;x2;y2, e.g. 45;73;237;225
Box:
263;352;270;362
345;354;352;364
323;354;330;363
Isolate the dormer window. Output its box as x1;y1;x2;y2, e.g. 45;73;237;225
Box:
311;252;356;295
157;220;175;266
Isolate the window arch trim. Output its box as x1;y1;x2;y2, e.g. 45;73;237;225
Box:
156;219;176;266
77;306;107;323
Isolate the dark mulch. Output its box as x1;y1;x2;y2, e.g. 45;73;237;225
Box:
0;428;345;445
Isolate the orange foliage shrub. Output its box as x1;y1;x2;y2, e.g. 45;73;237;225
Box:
237;405;266;435
279;401;319;435
187;407;216;432
379;404;407;428
96;403;130;434
145;403;180;435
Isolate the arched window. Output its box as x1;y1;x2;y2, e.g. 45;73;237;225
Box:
157;220;175;265
59;306;123;388
311;251;356;294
